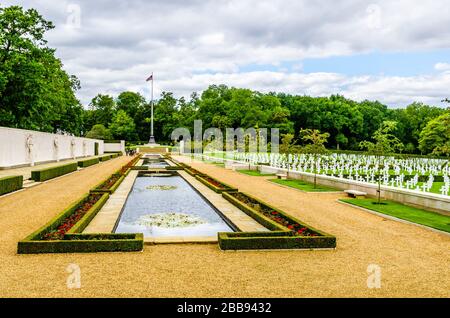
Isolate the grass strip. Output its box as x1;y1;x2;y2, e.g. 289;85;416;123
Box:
237;170;275;177
270;178;339;192
340;198;450;233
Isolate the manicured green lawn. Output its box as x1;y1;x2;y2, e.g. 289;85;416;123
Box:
237;170;275;177
340;198;450;233
203;160;225;167
269;178;339;192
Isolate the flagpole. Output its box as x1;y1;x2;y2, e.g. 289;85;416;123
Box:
149;72;156;144
151;72;154;140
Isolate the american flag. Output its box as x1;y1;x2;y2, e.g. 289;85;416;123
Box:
146;74;153;82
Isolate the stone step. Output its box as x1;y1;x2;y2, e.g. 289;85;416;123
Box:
22;179;40;188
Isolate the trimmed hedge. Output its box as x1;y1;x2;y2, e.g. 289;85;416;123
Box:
165;166;184;171
222;192;287;231
195;175;238;193
18;233;143;254
0;175;23;196
17;192;144;254
99;154;112;162
31;162;78;182
184;166;205;177
220;191;336;250
218;231;336;250
78;157;100;168
91;173;126;194
131;166;149;170
17;155;146;254
68;194;110;233
21;193;108;241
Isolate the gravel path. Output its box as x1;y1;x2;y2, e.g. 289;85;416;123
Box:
0;155;448;298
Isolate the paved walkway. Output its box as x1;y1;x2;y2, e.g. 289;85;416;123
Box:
83;171;139;234
0;154;448;297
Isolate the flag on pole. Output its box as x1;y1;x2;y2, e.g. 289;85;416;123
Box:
146;74;153;82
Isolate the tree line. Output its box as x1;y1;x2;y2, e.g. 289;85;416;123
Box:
1;5;449;156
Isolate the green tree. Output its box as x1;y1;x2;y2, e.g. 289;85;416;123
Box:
0;5;83;134
116;91;146;116
109;110;136;141
279;133;297;154
390;102;445;154
359;121;404;204
418;113;450;156
87;94;116;128
85;124;112;140
300;129;330;188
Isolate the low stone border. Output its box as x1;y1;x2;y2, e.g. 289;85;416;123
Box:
338;200;450;237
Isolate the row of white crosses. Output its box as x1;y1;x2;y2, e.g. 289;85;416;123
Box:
231;152;449;196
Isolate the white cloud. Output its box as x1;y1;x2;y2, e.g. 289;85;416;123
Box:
3;0;450;107
434;62;450;71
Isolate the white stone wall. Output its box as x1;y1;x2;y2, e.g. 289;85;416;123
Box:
104;140;125;154
0;126;104;169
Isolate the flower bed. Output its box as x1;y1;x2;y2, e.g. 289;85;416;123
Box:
17;191;143;254
218;231;336;250
195;174;238;193
42;193;106;240
120;155;141;174
91;155;140;194
184;166;205;177
17;155;145;254
18;192;140;254
220;191;336;250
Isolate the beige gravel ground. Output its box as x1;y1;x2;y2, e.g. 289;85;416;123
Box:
0;155;449;298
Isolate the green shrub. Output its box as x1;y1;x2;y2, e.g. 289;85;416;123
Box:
195;175;238;193
17;233;144;254
90;173;125;194
21;193;107;241
0;175;23;196
67;194;110;233
131;166;149;170
220;191;337;250
222;192;287;231
218;232;336;250
77;157;99;168
165;166;184;171
99;154;112;162
17;192;144;254
31;163;78;182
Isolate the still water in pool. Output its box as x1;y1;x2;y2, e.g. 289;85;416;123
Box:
115;176;233;237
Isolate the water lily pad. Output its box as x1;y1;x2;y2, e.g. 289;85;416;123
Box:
136;212;206;228
146;185;177;191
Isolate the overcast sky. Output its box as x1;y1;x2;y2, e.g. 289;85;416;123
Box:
4;0;450;107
